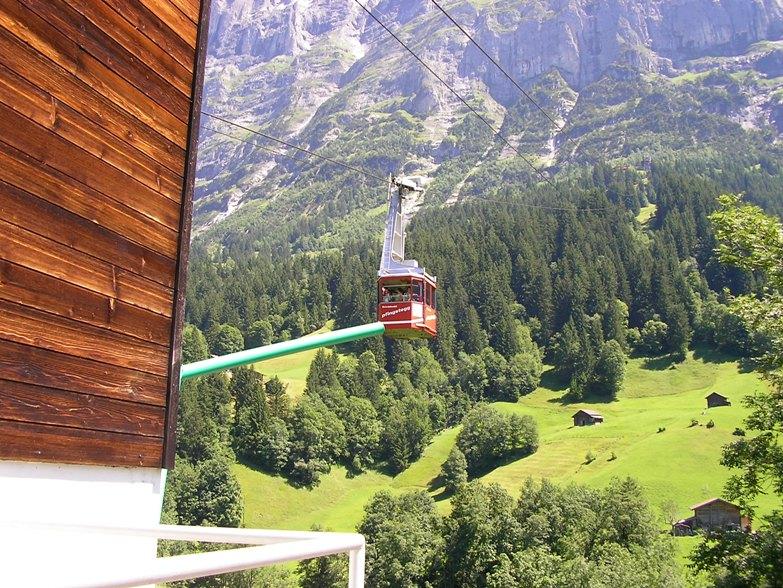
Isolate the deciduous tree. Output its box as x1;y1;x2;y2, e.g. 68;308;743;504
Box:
441;446;468;493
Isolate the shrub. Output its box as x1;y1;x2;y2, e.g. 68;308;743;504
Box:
585;450;596;464
640;318;669;355
608;451;617;461
706;419;715;429
733;427;746;436
289;459;329;487
456;405;539;475
657;426;666;433
690;419;700;427
441;447;468;493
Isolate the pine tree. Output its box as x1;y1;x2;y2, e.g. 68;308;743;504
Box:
231;369;269;463
176;380;220;462
355;350;382;405
461;305;488;355
305;349;341;395
264;376;289;419
182;324;209;363
433;310;457;368
665;302;691;359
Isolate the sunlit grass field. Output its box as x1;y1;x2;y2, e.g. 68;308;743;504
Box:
235;346;773;568
251;320;335;398
635;203;658;224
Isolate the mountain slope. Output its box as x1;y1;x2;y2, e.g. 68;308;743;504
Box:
236;351;778;534
195;0;783;246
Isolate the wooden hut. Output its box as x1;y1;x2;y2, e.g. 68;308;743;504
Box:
672;498;749;534
573;409;604;426
706;392;731;408
692;498;742;529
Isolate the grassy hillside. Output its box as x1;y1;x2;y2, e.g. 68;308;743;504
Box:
236;348;773;538
485;351;774;524
636;203;657;225
235;428;460;531
251;321;335;398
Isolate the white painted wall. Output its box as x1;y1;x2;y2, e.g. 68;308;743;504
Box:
0;460;166;587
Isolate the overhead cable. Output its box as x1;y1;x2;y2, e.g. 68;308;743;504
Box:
352;0;555;188
461;194;617;212
429;0;564;131
429;0;613;168
206;122;616;213
204;126;299;161
202;111;388;183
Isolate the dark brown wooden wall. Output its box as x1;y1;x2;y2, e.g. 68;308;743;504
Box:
0;0;210;469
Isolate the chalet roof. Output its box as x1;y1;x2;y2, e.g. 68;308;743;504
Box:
690;497;739;511
572;409;603;418
705;391;729;400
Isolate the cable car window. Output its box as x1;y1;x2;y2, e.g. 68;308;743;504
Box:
381;284;410;302
412;282;422;303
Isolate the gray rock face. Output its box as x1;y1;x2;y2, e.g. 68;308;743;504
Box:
196;0;783;233
462;0;783;100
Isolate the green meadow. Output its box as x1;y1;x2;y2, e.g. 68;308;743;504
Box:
635;203;657;225
251;321;335;398
235;346;773;557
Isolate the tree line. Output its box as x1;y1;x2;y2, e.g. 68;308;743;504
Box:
187;159;778;407
175;323;544;489
167;157;783;586
354;477;680;587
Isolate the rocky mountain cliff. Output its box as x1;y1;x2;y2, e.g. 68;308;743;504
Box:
195;0;783;244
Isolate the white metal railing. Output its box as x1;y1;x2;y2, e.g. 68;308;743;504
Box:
1;522;365;588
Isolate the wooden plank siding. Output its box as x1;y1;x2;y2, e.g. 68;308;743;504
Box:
0;0;210;469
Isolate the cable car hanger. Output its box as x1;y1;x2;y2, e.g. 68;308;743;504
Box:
377;176;438;339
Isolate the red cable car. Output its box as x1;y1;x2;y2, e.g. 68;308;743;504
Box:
377;177;437;339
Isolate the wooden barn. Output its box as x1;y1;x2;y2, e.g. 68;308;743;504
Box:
706;392;731;408
672;498;750;535
0;0;210;580
573;409;604;426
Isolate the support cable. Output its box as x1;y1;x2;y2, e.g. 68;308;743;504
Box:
204;126;302;162
202;111;388;183
352;0;555;188
206;122;615;212
429;0;618;169
429;0;564;131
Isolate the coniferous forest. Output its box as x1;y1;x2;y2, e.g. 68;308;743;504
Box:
162;155;783;586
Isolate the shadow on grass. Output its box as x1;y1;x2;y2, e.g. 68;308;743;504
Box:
373;460;401;478
464;448;538;478
693;345;757;374
237;456;391;491
427;474;454;503
431;488;450;502
641;353;682;370
692;344;740;365
737;358;756;374
235;457;313;490
427;473;444;492
548;389;617;405
236;457;275;476
540;367;569;392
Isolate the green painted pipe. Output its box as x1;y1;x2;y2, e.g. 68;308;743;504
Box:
180;322;385;381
